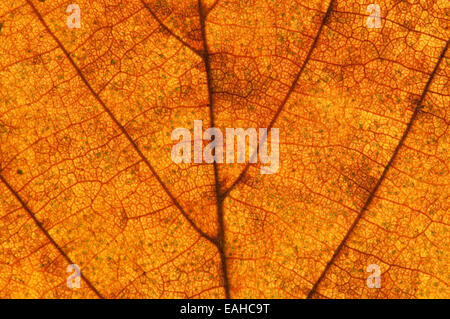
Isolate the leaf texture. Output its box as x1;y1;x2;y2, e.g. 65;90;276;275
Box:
0;0;449;298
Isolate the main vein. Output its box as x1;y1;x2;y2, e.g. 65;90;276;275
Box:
4;0;220;298
197;0;230;299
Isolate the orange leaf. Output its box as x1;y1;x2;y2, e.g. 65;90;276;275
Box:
0;0;448;298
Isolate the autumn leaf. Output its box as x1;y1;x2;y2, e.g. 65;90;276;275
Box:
0;0;449;299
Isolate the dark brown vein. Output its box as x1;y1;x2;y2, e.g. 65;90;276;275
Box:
26;0;213;242
197;0;230;299
222;0;336;198
140;0;202;58
0;172;104;299
17;0;218;295
307;39;449;299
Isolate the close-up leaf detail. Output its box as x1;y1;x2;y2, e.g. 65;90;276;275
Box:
0;0;449;298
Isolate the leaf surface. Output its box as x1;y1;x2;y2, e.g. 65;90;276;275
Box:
0;0;449;298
